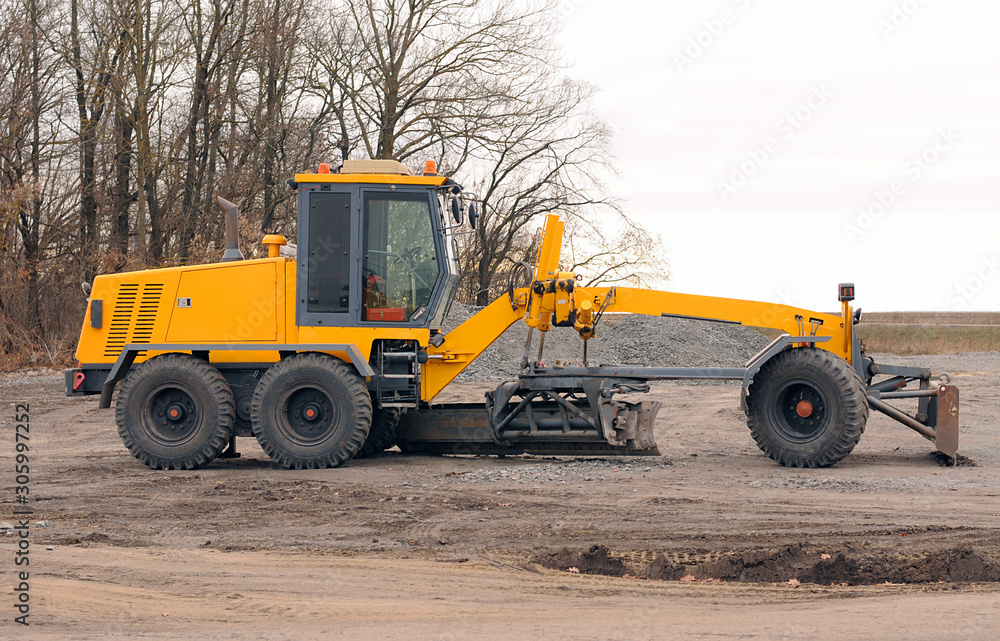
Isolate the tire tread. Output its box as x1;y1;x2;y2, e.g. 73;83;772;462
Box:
250;353;371;469
116;354;235;470
746;347;868;468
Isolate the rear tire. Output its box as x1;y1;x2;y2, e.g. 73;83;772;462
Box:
116;354;235;470
355;407;402;458
251;353;371;469
746;347;868;468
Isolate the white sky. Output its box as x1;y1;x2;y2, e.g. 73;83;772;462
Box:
558;0;1000;312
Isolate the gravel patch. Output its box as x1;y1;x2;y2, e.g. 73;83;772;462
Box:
443;303;772;381
454;459;670;487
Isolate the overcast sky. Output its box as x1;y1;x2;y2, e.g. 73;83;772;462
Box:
557;0;999;312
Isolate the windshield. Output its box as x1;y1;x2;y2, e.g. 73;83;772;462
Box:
362;192;440;322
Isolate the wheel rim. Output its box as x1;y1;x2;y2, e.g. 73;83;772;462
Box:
276;385;340;445
143;384;200;446
771;379;829;442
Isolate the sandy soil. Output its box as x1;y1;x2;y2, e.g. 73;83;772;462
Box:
1;352;999;639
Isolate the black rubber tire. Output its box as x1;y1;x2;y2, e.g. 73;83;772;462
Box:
746;347;868;468
250;353;371;469
116;354;235;470
354;407;402;458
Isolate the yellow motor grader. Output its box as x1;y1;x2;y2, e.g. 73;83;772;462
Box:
66;160;959;469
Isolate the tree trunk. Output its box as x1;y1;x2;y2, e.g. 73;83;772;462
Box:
111;105;134;263
71;0;101;283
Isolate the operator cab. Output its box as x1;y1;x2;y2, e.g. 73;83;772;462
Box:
292;160;467;329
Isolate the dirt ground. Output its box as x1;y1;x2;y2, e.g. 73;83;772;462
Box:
2;352;999;639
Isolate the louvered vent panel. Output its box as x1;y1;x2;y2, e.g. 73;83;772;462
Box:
104;283;139;357
132;284;163;344
103;283;163;357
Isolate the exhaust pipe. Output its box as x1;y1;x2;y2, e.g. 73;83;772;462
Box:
217;196;245;262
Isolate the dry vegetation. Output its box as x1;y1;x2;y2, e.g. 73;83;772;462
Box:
860;312;1000;326
856;326;1000;355
857;312;1000;355
753;313;1000;356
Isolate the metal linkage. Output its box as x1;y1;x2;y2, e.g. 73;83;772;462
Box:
864;363;959;459
485;374;659;452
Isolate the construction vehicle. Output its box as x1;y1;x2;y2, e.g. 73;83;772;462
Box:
65;159;960;470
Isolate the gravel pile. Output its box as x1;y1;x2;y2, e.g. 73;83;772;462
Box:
443;302;772;381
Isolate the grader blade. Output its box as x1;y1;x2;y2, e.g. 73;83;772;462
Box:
394;374;663;457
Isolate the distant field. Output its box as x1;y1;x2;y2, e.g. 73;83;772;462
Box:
855;326;1000;355
859;311;1000;327
751;312;1000;355
856;312;1000;355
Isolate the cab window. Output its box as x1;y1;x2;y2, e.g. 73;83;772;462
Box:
362;192;439;322
306;192;351;313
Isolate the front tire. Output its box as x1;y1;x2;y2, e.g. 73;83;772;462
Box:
746;347;868;468
251;353;371;469
116;354;235;470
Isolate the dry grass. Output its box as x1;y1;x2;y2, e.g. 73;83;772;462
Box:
860;312;1000;326
855;326;1000;355
750;312;1000;355
857;312;1000;354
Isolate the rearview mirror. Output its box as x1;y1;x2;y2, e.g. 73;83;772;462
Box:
468;202;478;229
451;196;461;224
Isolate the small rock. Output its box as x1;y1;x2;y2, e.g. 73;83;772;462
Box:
35;520;52;528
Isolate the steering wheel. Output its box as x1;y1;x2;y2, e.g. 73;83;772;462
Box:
367;249;431;290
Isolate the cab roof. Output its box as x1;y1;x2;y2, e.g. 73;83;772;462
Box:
294;159;448;187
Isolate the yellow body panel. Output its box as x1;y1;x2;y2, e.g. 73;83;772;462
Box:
588;287;848;359
166;262;278;342
75;206;852;407
76;256;431;372
76;258;290;364
422;296;524;400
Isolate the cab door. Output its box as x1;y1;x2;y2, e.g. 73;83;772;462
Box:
360;188;441;325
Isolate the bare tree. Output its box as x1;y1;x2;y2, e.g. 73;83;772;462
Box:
1;0;64;341
311;0;558;165
307;0;667;305
563;215;670;288
461;77;613;305
0;0;669;365
177;0;237;259
246;0;307;231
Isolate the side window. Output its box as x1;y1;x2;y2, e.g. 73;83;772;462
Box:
307;192;351;313
362;192;440;322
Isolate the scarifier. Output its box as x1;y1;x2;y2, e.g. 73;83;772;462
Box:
66;160;960;470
